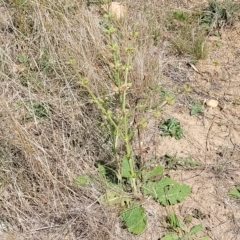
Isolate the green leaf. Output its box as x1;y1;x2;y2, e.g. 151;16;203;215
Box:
74;175;89;186
161;233;179;240
145;165;164;181
228;189;240;199
97;164;107;176
183;215;192;224
19;54;28;63
190;103;203;116
142;177;191;206
121;156;131;178
167;212;185;231
121;204;147;234
189;224;202;235
32;103;48;118
159;118;183;140
236;184;240;191
100;190;131;207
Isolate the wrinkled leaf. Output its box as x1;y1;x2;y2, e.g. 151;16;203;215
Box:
145;165;164;181
189;224;202;235
121;204;147;234
142;177;191;205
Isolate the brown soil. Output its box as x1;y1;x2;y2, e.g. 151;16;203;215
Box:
138;19;240;240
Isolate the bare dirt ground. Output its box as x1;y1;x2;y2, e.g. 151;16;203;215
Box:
138;18;240;240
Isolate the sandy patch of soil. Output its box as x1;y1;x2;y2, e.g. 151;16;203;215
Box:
137;20;240;240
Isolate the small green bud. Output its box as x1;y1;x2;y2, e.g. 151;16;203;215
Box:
79;78;89;85
66;58;76;65
114;60;122;69
130;31;139;38
109;43;119;51
122;65;132;71
104;26;116;35
125;47;135;53
106;110;112;116
103;12;114;19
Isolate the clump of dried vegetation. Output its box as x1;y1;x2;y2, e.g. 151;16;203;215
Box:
0;0;239;239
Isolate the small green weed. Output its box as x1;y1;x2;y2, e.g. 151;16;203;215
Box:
37;52;52;74
200;0;240;34
228;184;240;199
166;10;208;60
74;175;90;187
190;102;203;116
25;101;49;119
166;211;185;232
160;88;175;105
18;54;29;64
159;118;183;140
162;212;209;240
161;154;201;170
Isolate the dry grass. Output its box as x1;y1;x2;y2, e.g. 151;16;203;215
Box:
1;0;239;239
0;0;170;238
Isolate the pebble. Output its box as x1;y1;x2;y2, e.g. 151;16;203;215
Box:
101;2;127;20
206;99;218;108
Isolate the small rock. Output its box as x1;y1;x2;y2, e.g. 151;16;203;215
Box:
101;2;127;20
206;99;218;108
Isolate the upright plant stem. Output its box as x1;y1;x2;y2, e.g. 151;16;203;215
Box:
122;51;137;194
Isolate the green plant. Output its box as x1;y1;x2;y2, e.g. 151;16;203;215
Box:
160;88;175;105
74;175;90;187
143;177;191;205
162;212;209;240
76;10;191;235
18;54;29;64
24;101;49;119
166;10;208;61
191;35;208;60
161;154;201;170
121;204;147;234
200;0;240;34
159;118;183;140
190;102;203;116
228;184;240;199
166;211;185;232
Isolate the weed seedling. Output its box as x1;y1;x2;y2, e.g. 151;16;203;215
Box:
228;184;240;199
162;211;209;240
160;154;201;170
166;9;208;60
24;101;49;119
190;102;203;116
159;118;183;140
200;0;240;34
